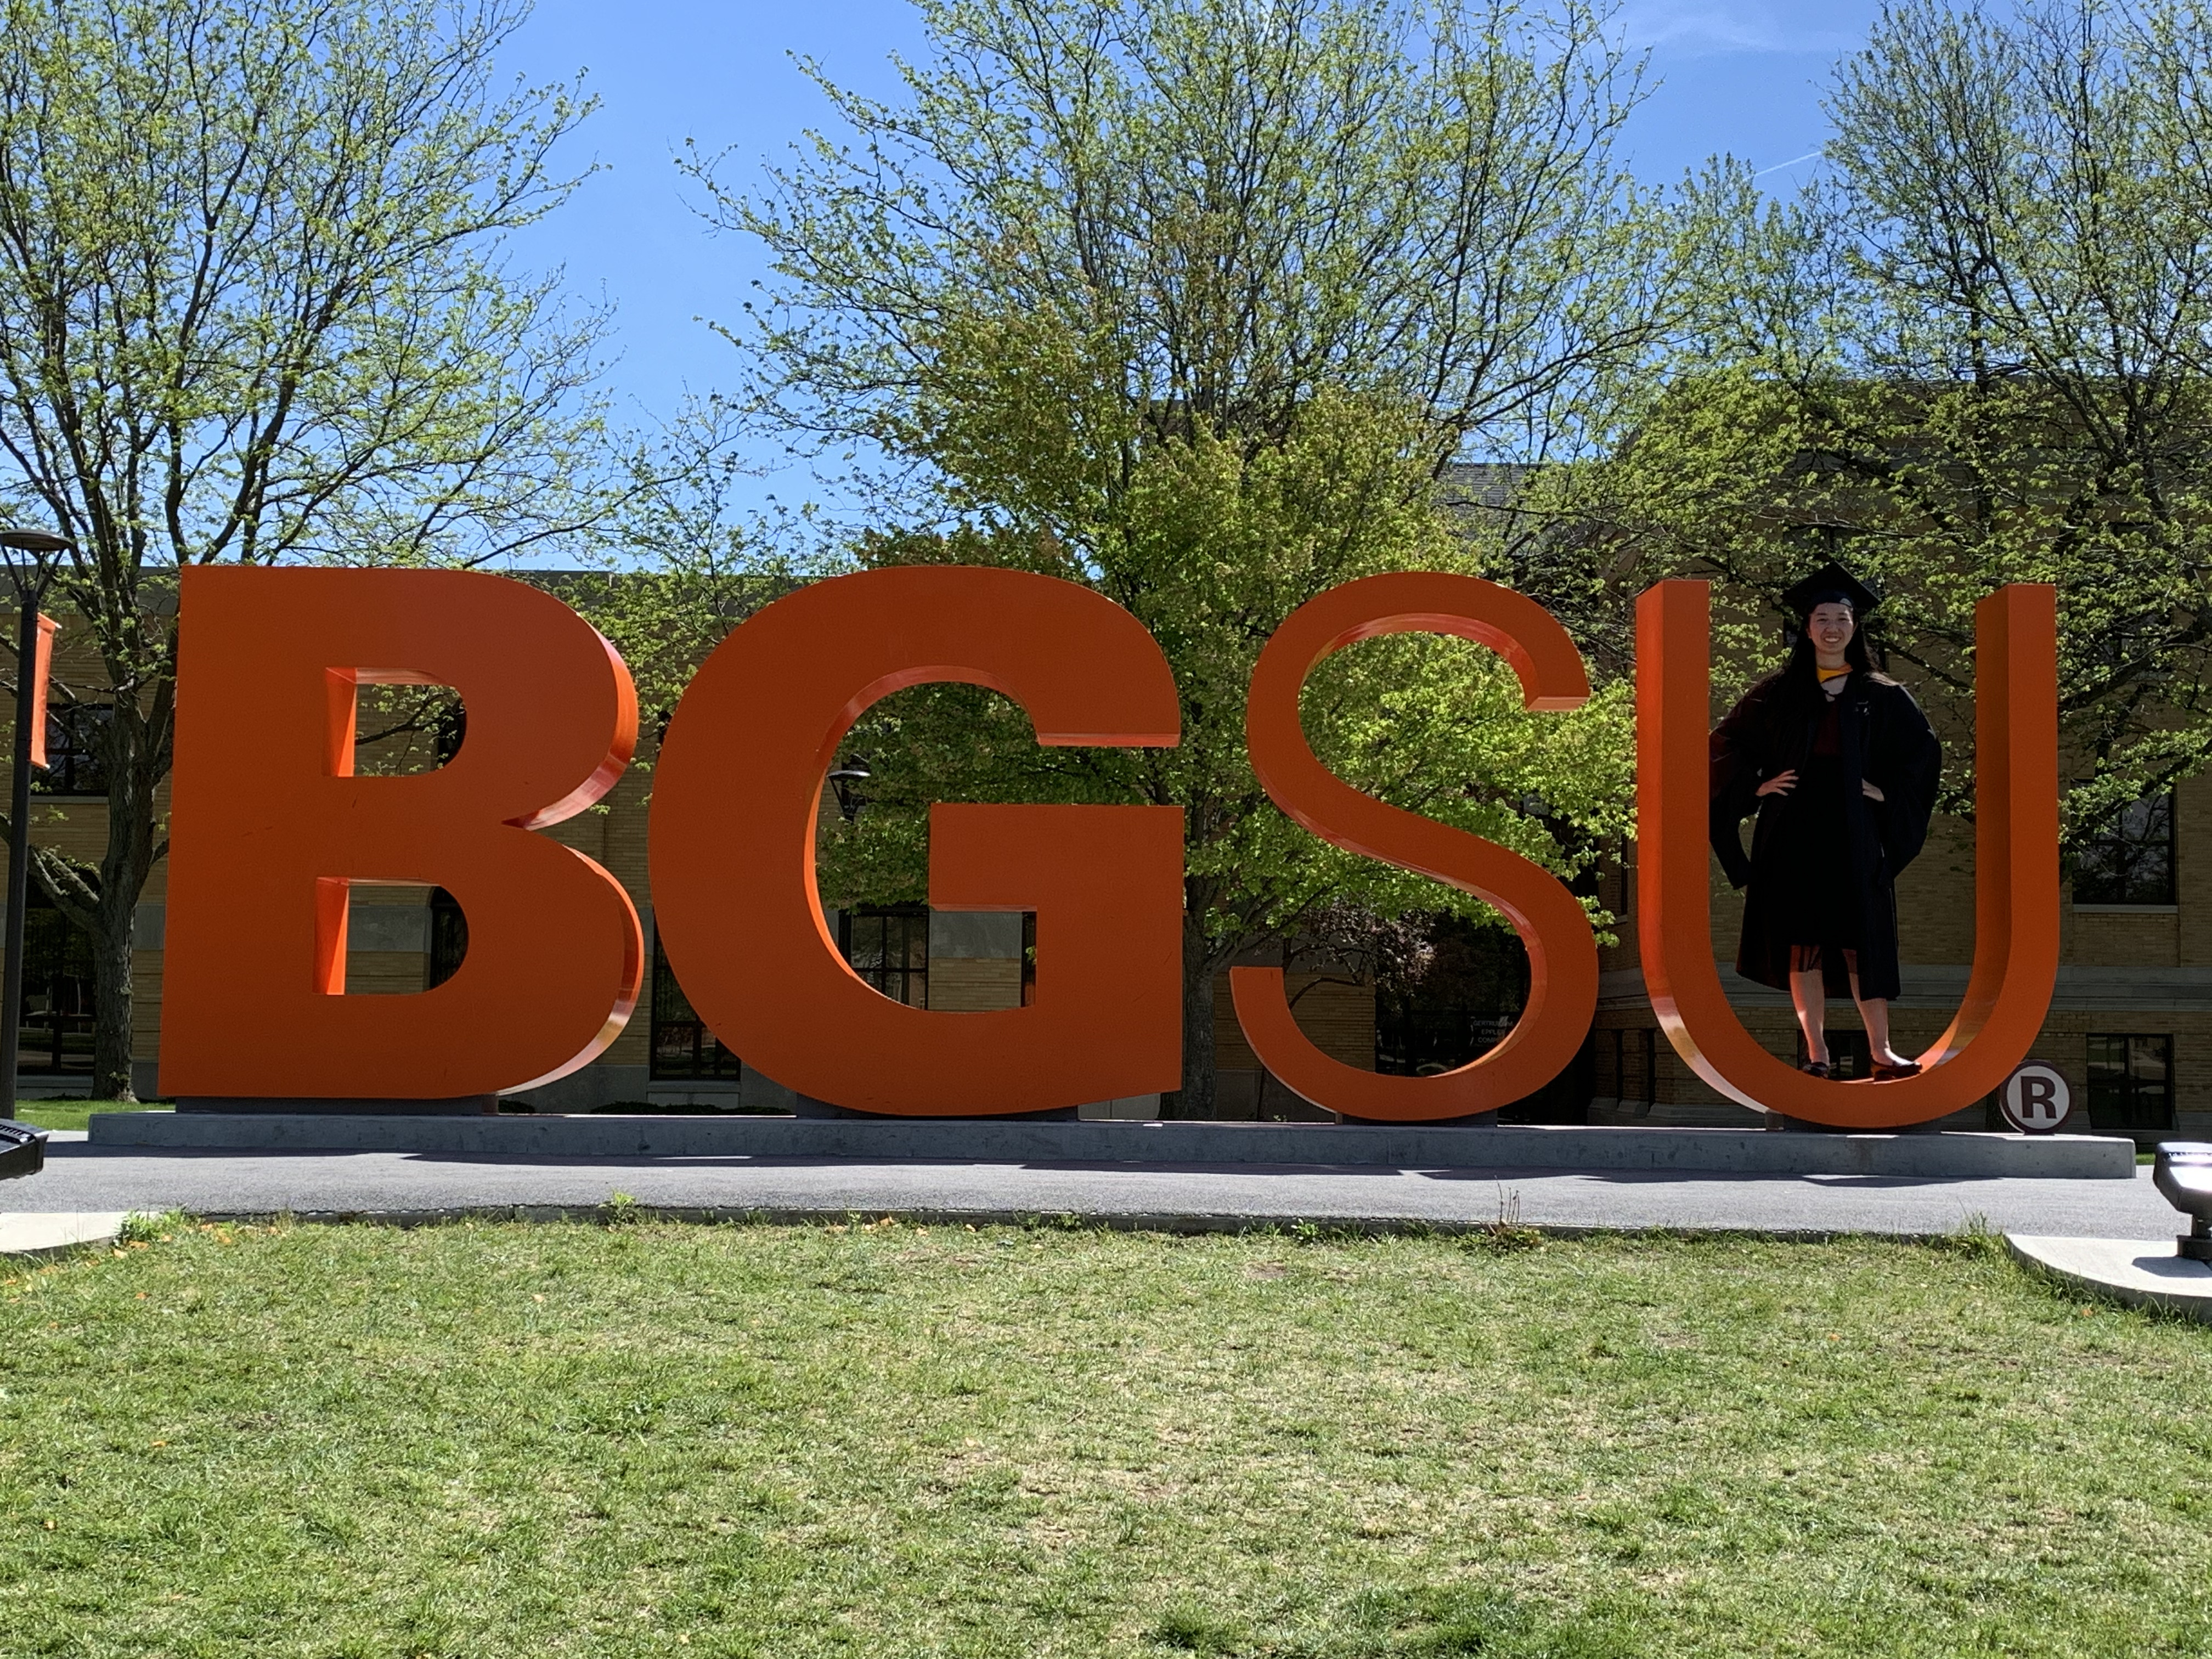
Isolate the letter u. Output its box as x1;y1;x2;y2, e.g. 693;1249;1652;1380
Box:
1635;580;2059;1128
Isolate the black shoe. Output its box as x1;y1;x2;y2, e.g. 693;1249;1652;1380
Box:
1800;1060;1830;1079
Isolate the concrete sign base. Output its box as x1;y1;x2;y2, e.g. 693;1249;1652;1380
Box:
88;1113;2137;1179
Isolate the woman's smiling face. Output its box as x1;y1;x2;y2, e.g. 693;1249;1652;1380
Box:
1808;601;1856;663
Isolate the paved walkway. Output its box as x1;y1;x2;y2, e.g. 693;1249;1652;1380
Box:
1;1134;2186;1238
2007;1235;2212;1320
0;1209;126;1259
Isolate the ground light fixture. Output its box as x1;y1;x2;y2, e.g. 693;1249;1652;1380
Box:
2153;1142;2212;1261
0;526;75;1124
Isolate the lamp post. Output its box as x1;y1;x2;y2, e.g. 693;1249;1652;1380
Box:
828;759;872;823
0;528;71;1119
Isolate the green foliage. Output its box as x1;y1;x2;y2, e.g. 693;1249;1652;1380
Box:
4;1099;166;1133
695;0;1687;1105
567;401;851;723
115;1209;186;1245
824;398;1635;939
1553;0;2212;841
0;0;612;1094
704;0;1678;483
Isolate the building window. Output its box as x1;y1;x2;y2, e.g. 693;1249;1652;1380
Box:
427;889;466;989
1375;917;1526;1076
16;888;94;1075
30;702;110;799
2073;793;2175;905
648;931;739;1080
841;904;929;1007
2086;1034;2174;1136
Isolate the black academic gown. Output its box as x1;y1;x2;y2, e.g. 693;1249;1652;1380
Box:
1708;669;1941;1001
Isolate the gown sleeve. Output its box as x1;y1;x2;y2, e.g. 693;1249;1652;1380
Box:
1870;683;1941;874
1707;683;1769;890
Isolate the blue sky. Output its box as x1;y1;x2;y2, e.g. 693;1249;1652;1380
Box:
494;0;1889;503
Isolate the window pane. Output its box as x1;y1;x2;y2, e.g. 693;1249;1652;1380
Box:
840;905;928;1009
426;889;467;989
648;932;740;1079
2086;1033;2174;1134
848;916;887;977
18;894;96;1075
2130;1035;2170;1088
1376;917;1530;1075
29;703;112;799
2074;794;2175;905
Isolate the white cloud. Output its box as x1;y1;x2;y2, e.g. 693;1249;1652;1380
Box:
1617;3;1864;57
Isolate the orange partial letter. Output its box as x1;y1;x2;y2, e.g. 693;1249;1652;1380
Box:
1636;579;2059;1128
160;568;643;1101
27;612;56;769
1229;573;1601;1121
648;567;1184;1115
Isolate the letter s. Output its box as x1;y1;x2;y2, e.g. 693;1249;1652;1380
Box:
1229;573;1600;1121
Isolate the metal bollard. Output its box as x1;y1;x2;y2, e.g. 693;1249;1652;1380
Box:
2153;1143;2212;1262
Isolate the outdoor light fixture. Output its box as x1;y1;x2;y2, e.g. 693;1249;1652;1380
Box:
2153;1143;2212;1262
828;759;872;822
0;1116;47;1180
0;526;76;1121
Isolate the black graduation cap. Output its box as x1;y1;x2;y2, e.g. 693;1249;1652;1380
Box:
1781;560;1881;620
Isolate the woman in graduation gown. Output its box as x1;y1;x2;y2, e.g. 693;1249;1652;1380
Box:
1708;563;1942;1080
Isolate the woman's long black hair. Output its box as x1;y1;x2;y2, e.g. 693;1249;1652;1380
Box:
1751;603;1878;750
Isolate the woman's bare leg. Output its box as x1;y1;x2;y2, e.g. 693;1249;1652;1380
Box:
1846;971;1912;1068
1789;968;1830;1065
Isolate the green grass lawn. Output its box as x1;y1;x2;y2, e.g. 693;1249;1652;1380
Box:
2;1221;2207;1657
4;1100;170;1133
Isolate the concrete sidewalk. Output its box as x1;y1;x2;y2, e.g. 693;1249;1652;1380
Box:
0;1208;127;1259
2008;1234;2212;1320
4;1134;2185;1238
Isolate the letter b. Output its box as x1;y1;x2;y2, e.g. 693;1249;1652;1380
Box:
159;569;643;1101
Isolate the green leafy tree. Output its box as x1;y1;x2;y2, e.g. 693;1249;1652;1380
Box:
0;0;611;1097
1556;0;2212;843
565;403;822;723
696;0;1681;1112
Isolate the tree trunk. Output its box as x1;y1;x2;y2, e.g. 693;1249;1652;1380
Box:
55;684;171;1107
89;889;137;1102
1170;917;1220;1119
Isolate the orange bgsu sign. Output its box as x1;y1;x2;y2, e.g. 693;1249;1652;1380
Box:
158;568;2059;1129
